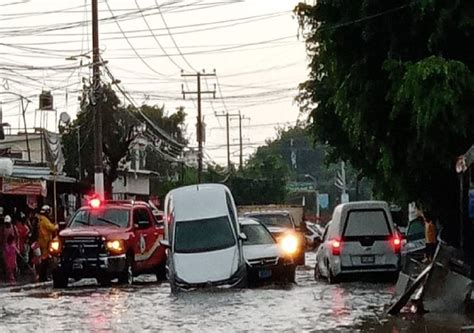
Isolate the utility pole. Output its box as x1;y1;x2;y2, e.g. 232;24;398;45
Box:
239;111;243;170
181;71;216;183
215;111;242;170
92;0;104;198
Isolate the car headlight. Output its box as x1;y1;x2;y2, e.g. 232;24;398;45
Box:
280;234;298;255
106;239;125;254
49;239;61;255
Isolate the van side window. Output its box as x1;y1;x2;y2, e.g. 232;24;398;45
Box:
225;192;238;232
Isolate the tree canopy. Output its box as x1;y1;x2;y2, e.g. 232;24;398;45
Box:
295;0;474;222
61;85;187;198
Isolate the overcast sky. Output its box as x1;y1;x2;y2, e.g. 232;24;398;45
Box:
0;0;308;166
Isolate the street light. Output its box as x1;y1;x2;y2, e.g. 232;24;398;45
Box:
305;174;320;221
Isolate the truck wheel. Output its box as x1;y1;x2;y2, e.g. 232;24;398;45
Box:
53;270;68;288
97;274;112;287
296;252;306;266
156;262;167;281
118;256;134;285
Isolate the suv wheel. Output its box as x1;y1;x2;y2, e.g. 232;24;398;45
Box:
118;256;134;285
327;262;339;284
52;270;68;288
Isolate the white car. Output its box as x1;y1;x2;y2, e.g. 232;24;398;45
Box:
239;217;296;284
315;201;401;283
161;184;247;291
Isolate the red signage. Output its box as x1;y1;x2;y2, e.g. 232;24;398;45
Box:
1;177;43;196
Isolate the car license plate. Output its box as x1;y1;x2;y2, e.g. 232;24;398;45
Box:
361;255;375;264
258;269;272;279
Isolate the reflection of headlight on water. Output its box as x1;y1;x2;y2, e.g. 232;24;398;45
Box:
280;234;298;255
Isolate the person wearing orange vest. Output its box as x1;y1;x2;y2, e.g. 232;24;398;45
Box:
424;212;437;262
37;205;58;282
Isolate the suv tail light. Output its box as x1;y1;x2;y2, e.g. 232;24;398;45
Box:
392;235;401;254
331;239;342;256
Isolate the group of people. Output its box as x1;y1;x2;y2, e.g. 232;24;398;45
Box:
0;205;58;284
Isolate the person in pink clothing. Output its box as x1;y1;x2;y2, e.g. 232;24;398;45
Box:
4;234;18;283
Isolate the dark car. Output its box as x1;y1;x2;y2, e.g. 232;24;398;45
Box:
49;199;167;288
243;211;306;265
240;217;296;285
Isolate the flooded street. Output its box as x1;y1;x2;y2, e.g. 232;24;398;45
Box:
0;253;400;332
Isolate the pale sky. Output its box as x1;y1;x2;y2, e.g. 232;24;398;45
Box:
0;0;308;166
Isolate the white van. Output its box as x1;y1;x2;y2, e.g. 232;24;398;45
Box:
315;201;401;283
161;184;246;290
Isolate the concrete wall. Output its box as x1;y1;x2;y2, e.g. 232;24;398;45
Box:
0;134;46;163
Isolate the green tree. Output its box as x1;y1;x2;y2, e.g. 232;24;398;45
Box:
295;1;474;225
61;85;135;196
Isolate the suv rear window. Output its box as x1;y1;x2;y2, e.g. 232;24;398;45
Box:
343;210;390;237
174;216;236;253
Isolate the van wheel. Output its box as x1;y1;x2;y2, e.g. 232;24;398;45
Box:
314;263;322;281
326;261;338;284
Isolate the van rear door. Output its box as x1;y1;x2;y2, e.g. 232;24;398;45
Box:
340;209;397;269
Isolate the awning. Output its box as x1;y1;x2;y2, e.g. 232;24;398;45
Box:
0;177;45;196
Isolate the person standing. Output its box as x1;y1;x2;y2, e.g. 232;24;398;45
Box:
37;205;58;282
16;212;30;273
4;234;18;283
424;212;437;262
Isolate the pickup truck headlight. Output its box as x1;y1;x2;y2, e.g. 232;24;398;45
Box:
48;239;62;255
280;234;298;255
106;239;125;254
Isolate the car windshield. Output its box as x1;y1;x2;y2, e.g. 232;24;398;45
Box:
248;214;293;229
69;208;130;229
174;216;236;253
241;224;275;245
343;210;390;237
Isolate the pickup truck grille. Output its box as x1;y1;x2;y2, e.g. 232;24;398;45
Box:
248;256;278;267
62;237;105;260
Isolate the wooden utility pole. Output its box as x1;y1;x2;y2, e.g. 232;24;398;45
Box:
181;71;216;183
92;0;104;198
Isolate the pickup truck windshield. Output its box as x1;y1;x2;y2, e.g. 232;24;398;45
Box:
69;209;130;229
247;214;293;229
174;216;236;253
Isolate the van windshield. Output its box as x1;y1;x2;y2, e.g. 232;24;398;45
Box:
343;210;390;237
174;216;236;253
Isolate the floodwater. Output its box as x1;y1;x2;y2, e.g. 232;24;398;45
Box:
0;253;470;332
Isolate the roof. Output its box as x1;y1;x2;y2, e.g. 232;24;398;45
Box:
168;183;231;221
335;200;389;211
11;165;76;183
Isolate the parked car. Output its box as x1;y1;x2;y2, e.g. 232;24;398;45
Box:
314;201;401;283
49;198;167;288
239;217;296;285
161;184;247;291
243;211;306;265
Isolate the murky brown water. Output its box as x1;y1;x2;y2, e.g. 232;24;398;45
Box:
0;253;470;332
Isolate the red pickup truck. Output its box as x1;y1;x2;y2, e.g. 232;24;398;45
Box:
49;199;167;288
